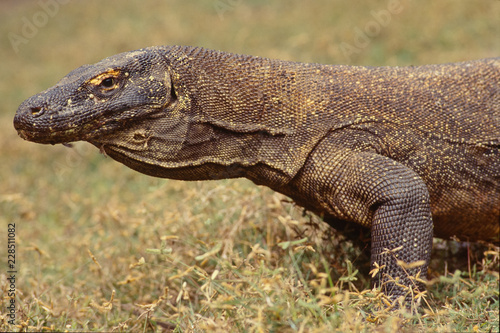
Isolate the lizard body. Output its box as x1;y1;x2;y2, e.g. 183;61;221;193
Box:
14;46;500;303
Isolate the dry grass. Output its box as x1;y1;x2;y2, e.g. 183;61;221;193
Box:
1;0;499;332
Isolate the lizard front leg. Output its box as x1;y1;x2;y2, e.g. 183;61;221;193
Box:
290;131;434;304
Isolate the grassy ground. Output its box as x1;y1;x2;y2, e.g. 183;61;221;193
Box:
1;0;499;332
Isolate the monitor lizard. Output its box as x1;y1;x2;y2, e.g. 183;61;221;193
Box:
13;46;500;305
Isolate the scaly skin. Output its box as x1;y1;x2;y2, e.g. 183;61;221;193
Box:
13;46;500;304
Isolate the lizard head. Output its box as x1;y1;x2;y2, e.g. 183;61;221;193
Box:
13;47;177;145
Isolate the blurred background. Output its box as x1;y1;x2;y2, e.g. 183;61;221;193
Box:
0;0;498;331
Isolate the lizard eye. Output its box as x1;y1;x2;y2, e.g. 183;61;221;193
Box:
88;70;121;96
100;77;116;88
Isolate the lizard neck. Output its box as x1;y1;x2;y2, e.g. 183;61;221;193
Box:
135;46;333;179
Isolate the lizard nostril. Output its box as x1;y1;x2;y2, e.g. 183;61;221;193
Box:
30;106;44;117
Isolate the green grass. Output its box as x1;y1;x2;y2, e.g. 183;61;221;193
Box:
1;0;499;331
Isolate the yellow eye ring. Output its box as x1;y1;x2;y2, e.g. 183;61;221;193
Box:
88;69;121;91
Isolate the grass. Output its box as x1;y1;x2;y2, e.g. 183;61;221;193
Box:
0;0;499;331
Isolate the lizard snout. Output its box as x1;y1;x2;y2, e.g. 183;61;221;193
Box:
14;96;42;128
13;94;60;144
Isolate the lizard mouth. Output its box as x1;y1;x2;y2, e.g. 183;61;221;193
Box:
14;119;121;145
13;109;118;145
14;104;165;145
13;102;94;144
15;127;80;145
